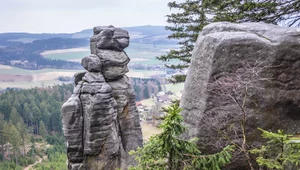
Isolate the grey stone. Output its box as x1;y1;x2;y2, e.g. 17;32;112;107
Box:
107;76;143;165
82;72;105;83
68;163;86;170
74;72;85;85
180;22;300;169
62;25;142;170
102;65;129;80
97;50;130;66
90;26;129;52
81;54;102;72
97;50;130;80
61;95;84;163
81;82;112;94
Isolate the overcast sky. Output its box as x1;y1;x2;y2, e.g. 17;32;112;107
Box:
0;0;181;33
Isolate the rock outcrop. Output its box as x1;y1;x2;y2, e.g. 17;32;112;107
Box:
62;26;143;170
180;22;300;169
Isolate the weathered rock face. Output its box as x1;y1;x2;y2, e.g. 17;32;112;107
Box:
62;26;143;170
180;22;300;169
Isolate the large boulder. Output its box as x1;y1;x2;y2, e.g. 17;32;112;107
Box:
180;22;300;169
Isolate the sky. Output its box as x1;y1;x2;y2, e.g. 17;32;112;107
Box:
0;0;181;33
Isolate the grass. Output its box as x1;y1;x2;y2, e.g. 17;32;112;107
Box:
165;83;185;93
41;43;179;65
0;64;165;89
140;121;162;141
140;98;156;106
43;51;90;61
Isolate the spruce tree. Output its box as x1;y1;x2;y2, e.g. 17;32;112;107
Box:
250;128;300;170
212;0;300;27
159;0;300;83
39;120;48;138
130;102;234;170
157;0;205;83
9;123;21;165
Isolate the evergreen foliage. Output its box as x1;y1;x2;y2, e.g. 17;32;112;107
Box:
39;121;48;138
159;0;300;83
250;128;300;170
0;84;73;168
0;84;73;134
212;0;300;27
157;0;205;83
130;101;234;170
131;77;162;101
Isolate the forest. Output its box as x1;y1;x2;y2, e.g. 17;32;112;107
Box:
0;76;164;169
0;38;88;69
0;84;73;170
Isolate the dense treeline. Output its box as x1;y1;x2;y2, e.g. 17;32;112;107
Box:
0;84;73;169
131;77;162;101
0;38;88;69
0;33;73;47
0;84;73;134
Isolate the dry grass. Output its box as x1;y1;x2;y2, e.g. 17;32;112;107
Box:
140;121;162;141
0;64;12;69
41;47;89;55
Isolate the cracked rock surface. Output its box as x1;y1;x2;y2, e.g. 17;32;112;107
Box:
62;26;142;170
180;22;300;170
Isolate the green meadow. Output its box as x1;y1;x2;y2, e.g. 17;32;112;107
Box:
42;43;178;65
0;65;165;90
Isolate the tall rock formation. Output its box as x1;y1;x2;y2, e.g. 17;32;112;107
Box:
180;22;300;169
62;26;143;170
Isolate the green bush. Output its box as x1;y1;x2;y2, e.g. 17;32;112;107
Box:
251;128;300;170
33;152;67;170
0;161;22;170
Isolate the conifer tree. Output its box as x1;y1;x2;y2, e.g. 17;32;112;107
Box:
9;123;21;165
212;0;300;27
16;120;29;156
0;114;5;160
157;0;205;83
250;128;300;170
159;0;300;83
39;121;48;138
143;86;150;99
130;102;234;170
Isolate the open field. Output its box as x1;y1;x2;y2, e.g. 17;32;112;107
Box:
165;83;185;93
41;47;90;55
140;121;162;141
0;64;165;90
7;38;37;43
41;43;179;65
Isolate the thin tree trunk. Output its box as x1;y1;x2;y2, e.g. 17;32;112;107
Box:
23;138;26;156
1;144;4;160
14;150;18;165
200;0;205;26
7;143;9;160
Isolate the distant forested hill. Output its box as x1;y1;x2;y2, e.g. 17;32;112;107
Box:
0;33;73;46
73;25;177;45
0;38;88;69
0;25;175;47
0;25;176;70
